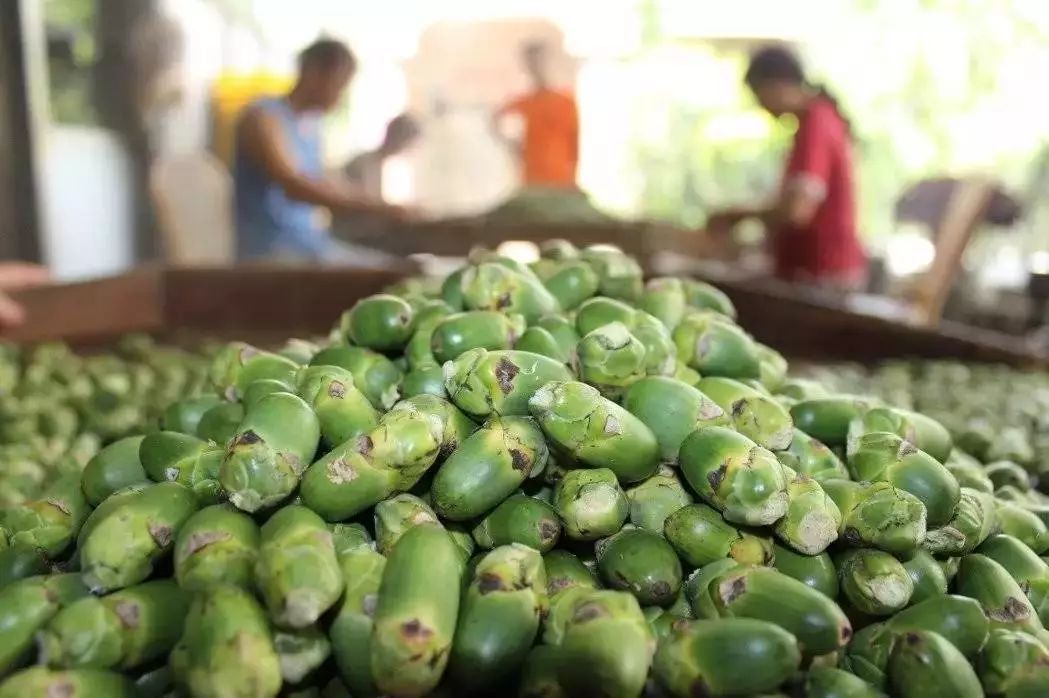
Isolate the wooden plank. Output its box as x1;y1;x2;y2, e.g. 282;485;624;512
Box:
160;266;407;340
0;0;44;262
911;177;997;326
703;271;1043;366
2;263;1041;368
3;267;165;344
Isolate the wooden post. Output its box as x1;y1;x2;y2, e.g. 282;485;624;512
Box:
93;0;170;262
911;176;997;326
0;0;45;262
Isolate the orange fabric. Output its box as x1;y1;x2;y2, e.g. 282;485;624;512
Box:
501;89;579;187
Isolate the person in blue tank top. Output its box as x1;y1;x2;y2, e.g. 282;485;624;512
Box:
234;39;405;264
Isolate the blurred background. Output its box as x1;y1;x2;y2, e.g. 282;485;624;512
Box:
2;0;1049;338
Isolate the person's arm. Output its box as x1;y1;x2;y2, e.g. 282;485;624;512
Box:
567;97;580;171
241;108;401;217
705;204;773;236
491;99;524;158
706;109;835;235
765;175;824;229
768;105;836;229
0;263;50;330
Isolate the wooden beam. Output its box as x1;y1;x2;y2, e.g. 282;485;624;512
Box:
3;267;165;344
911;176;997;326
0;0;44;262
160;266;406;343
0;264;1041;368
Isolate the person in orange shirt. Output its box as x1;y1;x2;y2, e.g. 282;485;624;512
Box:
494;41;579;189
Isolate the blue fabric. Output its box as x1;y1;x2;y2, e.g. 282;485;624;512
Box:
234;97;330;260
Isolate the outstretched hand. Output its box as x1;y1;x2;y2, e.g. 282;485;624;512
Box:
704;210;746;237
0;262;50;330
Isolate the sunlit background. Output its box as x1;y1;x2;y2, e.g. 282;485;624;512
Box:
39;0;1049;289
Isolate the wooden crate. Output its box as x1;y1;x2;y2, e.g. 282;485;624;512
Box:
3;263;1043;368
709;272;1043;366
4;265;405;346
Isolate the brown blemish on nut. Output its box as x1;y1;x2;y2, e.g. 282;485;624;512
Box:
539;520;559;542
494;358;519;394
509;448;530;471
327;458;358;484
477;572;506;594
690;677;711;697
717;576;747;604
46;498;72;516
148;523;174;547
185;530;231;555
572;601;607;623
114;600;140;628
235;430;262;446
707;463;728;492
401;618;434;640
988;596;1032;622
46;681;75;698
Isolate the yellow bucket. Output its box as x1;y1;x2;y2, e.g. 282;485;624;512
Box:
211;72;294;165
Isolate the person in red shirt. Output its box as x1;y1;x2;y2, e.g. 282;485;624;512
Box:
707;45;867;288
493;41;579;189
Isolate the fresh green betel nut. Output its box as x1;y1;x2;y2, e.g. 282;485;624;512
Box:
664;502;774;568
448;544;548;690
341;293;416;351
678;426;789;527
430;311;526;364
168;585;281;698
254;505;344;629
652;617;801;697
444;348;572;419
174;504;259;592
553;468;628;541
622;376;728;463
529;380;660;483
596;527;682;607
370;523;464;697
626;466;693;533
471;494;562;553
219;391;320;513
431;416;548;521
575;321;647;398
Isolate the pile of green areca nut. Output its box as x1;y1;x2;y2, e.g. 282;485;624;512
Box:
1;241;1047;698
0;337;210;510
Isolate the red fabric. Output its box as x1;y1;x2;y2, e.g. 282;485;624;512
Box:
773;97;866;282
500;89;579;187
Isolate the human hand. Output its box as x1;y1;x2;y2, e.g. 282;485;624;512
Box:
0;263;49;331
0;262;49;290
0;291;26;329
383;203;424;223
704;210;744;237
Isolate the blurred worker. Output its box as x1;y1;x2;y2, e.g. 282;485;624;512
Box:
234;39;405;264
494;40;579;189
343;113;421;202
707;45;867;289
0;263;51;331
335;114;421;243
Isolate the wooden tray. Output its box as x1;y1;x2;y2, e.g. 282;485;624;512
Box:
3;263;1043;367
4;265;405;346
